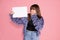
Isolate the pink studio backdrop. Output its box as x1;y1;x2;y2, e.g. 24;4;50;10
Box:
0;0;60;40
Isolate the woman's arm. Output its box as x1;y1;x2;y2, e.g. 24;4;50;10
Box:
31;14;44;31
9;14;24;25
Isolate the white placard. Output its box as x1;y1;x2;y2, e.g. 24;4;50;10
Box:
12;6;28;18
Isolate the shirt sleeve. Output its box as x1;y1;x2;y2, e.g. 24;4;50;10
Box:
21;17;28;25
31;14;44;31
9;14;24;25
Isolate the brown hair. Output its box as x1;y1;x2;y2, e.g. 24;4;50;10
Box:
28;4;41;21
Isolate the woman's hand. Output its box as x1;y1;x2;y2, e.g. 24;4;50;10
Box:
10;11;22;18
10;11;15;14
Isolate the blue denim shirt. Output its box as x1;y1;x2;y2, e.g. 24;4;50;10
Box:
9;14;44;36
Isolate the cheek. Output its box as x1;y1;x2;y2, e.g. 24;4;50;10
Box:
30;10;33;14
34;10;36;13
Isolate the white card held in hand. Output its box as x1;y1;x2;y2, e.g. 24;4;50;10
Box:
12;6;28;18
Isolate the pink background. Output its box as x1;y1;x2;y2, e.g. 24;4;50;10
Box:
0;0;60;40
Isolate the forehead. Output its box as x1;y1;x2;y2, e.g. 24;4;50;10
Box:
30;7;36;10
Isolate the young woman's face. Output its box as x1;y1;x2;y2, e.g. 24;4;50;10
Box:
30;9;37;15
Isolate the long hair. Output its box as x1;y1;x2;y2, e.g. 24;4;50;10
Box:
28;4;41;21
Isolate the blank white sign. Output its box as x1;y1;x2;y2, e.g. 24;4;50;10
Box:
12;6;28;18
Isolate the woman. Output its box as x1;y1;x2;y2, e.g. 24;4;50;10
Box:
9;4;44;40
